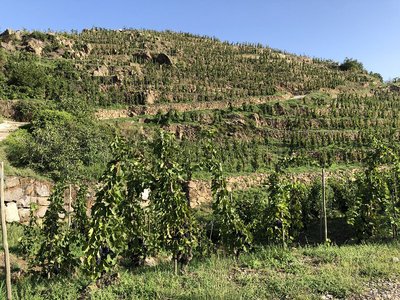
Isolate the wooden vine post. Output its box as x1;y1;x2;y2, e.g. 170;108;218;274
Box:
321;168;328;243
67;184;72;227
0;162;12;299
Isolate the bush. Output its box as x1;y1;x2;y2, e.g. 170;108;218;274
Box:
5;109;114;180
339;58;364;72
12;100;55;122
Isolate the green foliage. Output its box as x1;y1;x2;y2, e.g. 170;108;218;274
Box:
339;58;364;71
348;141;400;240
263;160;292;246
6;242;400;299
5;54;48;98
18;204;43;264
206;137;253;256
12;99;55;122
36;183;76;277
288;182;307;239
70;185;90;244
5;108;113;180
85;138;136;277
150;130;198;272
84;137;149;277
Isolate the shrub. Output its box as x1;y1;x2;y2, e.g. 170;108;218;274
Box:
12;100;55;122
339;58;364;72
5;109;113;180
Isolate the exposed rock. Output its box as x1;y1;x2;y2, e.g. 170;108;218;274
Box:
144;91;156;105
57;36;74;49
35;183;51;197
6;176;20;189
188;180;212;207
36;206;48;218
389;85;400;93
19;208;31;223
83;43;92;54
48;47;66;59
37;197;50;206
5;202;20;223
155;53;173;65
17;196;31;208
93;65;109;77
0;41;15;51
5;187;24;203
277;53;286;59
144;257;158;267
25;184;35;196
24;38;45;56
0;28;14;38
95;108;132;120
250;113;261;127
0;29;22;42
133;51;152;62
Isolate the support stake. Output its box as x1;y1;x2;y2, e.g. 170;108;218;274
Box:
0;162;12;299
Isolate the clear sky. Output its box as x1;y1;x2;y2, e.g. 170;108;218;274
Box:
1;0;399;80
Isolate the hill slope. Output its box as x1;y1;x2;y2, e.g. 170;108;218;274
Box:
0;28;398;181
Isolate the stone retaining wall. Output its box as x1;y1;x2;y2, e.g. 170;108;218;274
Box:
4;176;53;223
4;169;357;223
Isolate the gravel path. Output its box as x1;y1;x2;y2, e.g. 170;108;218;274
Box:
0;120;28;141
322;279;400;300
353;279;400;300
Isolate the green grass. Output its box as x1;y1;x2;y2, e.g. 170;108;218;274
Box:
1;222;399;300
0;142;50;181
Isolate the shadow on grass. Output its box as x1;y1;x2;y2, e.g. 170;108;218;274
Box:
298;217;356;246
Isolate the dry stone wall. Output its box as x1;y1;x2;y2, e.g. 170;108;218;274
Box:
4;176;53;223
4;169;357;223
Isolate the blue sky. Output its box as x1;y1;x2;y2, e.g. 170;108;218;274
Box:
1;0;399;80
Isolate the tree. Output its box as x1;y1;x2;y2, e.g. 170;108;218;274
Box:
339;58;364;72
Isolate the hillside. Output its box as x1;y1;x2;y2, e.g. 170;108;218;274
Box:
0;27;398;181
0;28;381;105
1;28;400;299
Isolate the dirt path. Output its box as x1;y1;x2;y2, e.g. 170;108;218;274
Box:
0;120;28;141
96;94;307;120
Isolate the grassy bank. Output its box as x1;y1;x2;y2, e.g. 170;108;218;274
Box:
1;223;399;299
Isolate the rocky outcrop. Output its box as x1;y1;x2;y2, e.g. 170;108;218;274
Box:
0;29;22;43
0;41;15;51
56;36;74;49
83;43;92;55
24;38;45;56
144;90;157;105
95;108;134;119
389;85;400;93
93;65;109;77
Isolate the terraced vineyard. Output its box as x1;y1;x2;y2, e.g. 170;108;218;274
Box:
1;27;400;299
108;90;400;177
0;27;398;179
0;27;399;179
